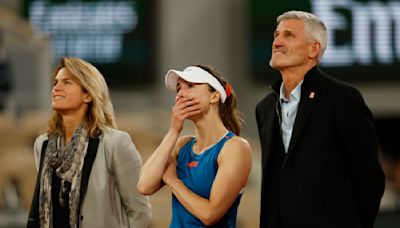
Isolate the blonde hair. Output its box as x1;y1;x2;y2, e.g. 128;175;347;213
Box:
47;57;117;137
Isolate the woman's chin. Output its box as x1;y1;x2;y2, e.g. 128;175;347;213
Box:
52;106;68;114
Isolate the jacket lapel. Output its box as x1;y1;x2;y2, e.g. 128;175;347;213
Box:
263;102;280;166
260;80;282;167
78;137;99;209
76;137;99;228
27;140;49;228
283;67;323;167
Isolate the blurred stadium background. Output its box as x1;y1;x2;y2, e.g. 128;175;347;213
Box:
0;0;399;227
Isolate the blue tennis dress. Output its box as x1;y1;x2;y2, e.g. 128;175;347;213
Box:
170;131;243;228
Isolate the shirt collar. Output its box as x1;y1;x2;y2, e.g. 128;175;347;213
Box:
279;80;303;103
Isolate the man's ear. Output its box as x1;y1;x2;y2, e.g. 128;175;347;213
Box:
308;41;321;59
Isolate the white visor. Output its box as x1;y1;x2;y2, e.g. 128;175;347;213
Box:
165;66;227;103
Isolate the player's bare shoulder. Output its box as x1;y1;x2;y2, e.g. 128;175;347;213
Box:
176;135;194;147
173;135;195;156
221;135;252;158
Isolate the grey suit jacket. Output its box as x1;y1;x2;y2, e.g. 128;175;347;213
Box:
33;126;152;228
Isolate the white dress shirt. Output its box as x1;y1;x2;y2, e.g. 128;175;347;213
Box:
279;81;303;153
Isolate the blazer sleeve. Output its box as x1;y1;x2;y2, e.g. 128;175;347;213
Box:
27;135;48;228
335;87;385;228
110;131;152;228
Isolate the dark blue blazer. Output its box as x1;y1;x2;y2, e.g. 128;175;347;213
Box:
256;67;385;228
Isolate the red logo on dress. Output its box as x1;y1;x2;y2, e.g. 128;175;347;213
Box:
187;161;199;168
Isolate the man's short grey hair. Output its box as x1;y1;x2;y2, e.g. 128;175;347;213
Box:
277;10;327;62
